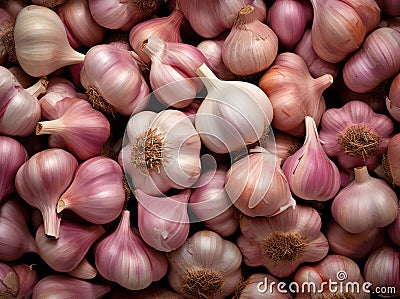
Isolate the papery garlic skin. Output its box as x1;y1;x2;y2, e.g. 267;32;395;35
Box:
294;254;369;299
222;5;278;76
377;0;400;17
331;166;398;234
32;275;111;299
37;97;110;161
258;52;331;137
137;189;190;252
12;263;38;299
386;73;400;122
35;221;105;273
267;0;312;49
80;44;149;116
189;167;239;237
15;148;78;239
167;230;242;299
122;110;201;196
195;63;273;153
13;5;85;77
67;258;97;280
326;221;386;259
364;246;400;297
225;147;296;217
343;27;400;93
129;10;184;65
310;0;366;63
0;136;27;201
319;100;394;170
282;116;341;201
0;8;16;65
238;273;293;298
387;133;400;186
0;262;18;298
388;208;400;246
0;196;37;261
57;156;125;224
143;37;207;108
94;210;168;290
238;204;329;278
342;0;381;33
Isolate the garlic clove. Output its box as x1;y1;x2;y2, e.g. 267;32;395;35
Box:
32;274;111;299
237;273;293;298
12;263;38;299
14;5;85;77
67;258;97;280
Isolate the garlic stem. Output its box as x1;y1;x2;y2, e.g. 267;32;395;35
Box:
36;119;64;136
354;166;370;183
26;77;48;98
314;74;333;93
304;115;321;147
42;207;61;239
195;63;219;90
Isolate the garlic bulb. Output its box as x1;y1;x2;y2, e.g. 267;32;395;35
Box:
129;9;184;65
121;110;201;196
57;156;125;224
262;131;302;164
282;116;341;201
0;136;27;202
189;167;239;237
326;221;387;259
15;148;78;239
37;97;110;161
310;0;367;63
13;5;85;77
237;204;329;278
67;258;97;280
94;210;168;290
377;0;400;16
35;221;105;273
319;100;394;170
331;166;398;233
167;230;242;298
12;263;38;299
343;27;400;93
0;67;46;136
80;44;149;116
237;273;293;298
388;207;400;246
294;254;369;299
195;63;273;153
32;0;66;8
294;28;341;79
258;52;331;136
178;0;266;38
136;189;190;252
225;147;295;217
342;0;381;33
222;5;278;76
142;36;207;108
0;196;37;261
267;0;312;49
0;262;18;298
32;275;111;299
387;133;400;186
386;73;400;122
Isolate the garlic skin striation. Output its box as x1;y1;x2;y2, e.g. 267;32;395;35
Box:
319;100;394;171
0;136;27;202
121;109;201;196
136;189;190;252
282;116;341;201
294;254;369;299
57;156;125;224
36;97;110;161
222;5;278;76
386;73;400;122
142;36;207;108
167;230;242;299
80;44;149;116
13;5;85;77
12;263;38;299
343;27;400;93
237;273;293;299
310;0;367;63
238;204;329;278
195;63;273;153
225;147;295;217
94;210;168;290
331;166;398;234
387;133;400;186
258;52;331;137
15;148;78;239
388;207;400;246
0;67;46;137
32;275;111;299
